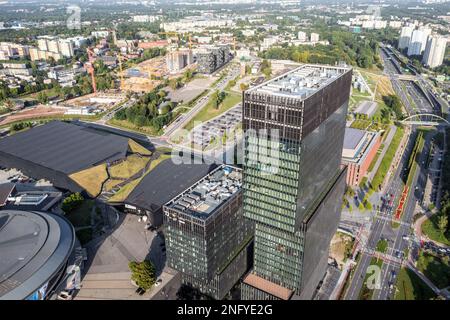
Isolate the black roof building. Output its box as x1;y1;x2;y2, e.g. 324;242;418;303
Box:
0;121;130;193
121;159;217;226
0;210;75;300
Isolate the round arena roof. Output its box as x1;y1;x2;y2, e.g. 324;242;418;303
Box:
0;210;75;300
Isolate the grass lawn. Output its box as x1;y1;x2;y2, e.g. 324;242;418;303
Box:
104;179;123;191
65;200;94;228
359;257;384;300
417;251;450;289
350;119;371;130
109;154;149;179
128;139;152;156
371;126;404;190
394;267;436;300
184;91;241;131
367;147;383;173
421;215;450;246
69;164;108;197
376;239;388;253
108;154;171;203
108;119;160;136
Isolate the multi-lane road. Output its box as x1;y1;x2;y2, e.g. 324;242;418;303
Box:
344;44;442;300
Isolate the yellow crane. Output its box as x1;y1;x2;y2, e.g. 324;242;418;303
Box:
158;31;180;48
117;53;125;91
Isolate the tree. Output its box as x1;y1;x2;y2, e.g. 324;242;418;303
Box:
240;83;249;91
129;260;156;290
359;202;365;211
438;214;448;235
61;192;84;214
37;91;48;104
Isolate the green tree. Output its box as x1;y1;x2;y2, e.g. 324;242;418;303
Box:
438;214;448;235
61;192;84;214
37;91;48;104
129;260;156;290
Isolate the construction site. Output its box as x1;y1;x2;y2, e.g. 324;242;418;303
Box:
60;91;127;116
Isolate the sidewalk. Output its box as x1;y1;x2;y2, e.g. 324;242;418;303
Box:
368;125;397;182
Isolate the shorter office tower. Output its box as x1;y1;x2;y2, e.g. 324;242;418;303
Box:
196;45;231;74
166;49;193;74
422;35;447;68
163;165;253;299
341;128;382;187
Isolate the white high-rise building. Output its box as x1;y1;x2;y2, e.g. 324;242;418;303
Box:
310;33;320;42
398;26;413;50
407;29;429;56
422;35;447;68
58;40;74;58
298;31;307;42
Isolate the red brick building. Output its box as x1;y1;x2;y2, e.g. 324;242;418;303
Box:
341;128;382;187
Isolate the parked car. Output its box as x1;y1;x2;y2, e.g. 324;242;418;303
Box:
56;290;74;300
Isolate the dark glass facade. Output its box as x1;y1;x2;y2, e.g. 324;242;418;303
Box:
162;166;253;299
241;65;352;299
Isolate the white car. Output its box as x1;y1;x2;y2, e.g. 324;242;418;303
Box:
155;279;162;287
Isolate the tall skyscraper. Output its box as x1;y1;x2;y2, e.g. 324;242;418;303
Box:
240;65;352;300
398;26;414;50
422;35;447;68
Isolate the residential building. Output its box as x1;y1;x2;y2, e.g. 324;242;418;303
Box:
261;36;279;50
240;64;352;300
0;63;32;77
132;15;160;23
166;49;193;74
310;33;320;42
407;28;431;56
196;45;230;74
297;31;307;42
341;128;382;187
422;35;448;68
163;165;253;299
398;26;414;50
389;21;402;29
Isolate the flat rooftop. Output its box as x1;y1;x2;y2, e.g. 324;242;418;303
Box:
0;121;130;174
248;64;350;99
166;165;242;220
124;159;217;211
243;273;293;300
343;127;366;150
342;127;380;164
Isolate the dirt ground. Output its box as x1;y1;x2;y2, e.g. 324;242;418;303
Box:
0;105;65;125
330;232;354;269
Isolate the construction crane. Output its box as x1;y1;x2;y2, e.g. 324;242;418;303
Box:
86;48;97;94
117;53;125;91
158;31;180;48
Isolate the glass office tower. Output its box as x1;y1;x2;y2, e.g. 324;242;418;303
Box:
241;65;352;300
163;165;253;299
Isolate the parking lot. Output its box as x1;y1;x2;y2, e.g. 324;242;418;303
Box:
191;104;242;148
